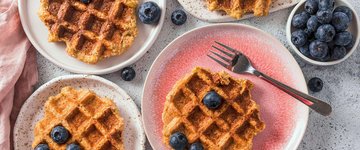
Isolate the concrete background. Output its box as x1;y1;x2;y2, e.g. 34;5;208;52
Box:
35;0;360;149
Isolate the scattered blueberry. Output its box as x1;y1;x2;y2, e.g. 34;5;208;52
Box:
291;30;308;47
169;132;188;150
331;12;350;32
190;142;204;150
316;10;333;24
121;67;136;81
334;6;353;22
171;10;187;25
307;16;320;33
315;24;335;42
292;11;310;29
309;40;329;59
308;77;323;92
51;126;70;144
66;143;81;150
80;0;91;4
331;46;347;60
138;2;161;24
318;0;335;11
34;144;49;150
299;43;311;57
333;31;352;46
345;38;355;50
305;0;319;14
203;91;222;109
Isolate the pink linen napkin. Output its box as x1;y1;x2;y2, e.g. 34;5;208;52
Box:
0;0;38;149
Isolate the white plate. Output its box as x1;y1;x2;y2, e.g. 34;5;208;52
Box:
18;0;165;74
142;24;309;150
178;0;300;22
14;75;145;149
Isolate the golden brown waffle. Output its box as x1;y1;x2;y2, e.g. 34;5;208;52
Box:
206;0;272;19
162;67;265;150
32;86;124;150
38;0;138;64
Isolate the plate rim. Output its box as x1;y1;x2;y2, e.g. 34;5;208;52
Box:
13;74;146;150
177;0;301;22
141;23;309;149
17;0;166;75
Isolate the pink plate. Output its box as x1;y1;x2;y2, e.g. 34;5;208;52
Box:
142;24;309;150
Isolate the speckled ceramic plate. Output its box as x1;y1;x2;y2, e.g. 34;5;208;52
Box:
18;0;165;74
142;24;309;149
14;75;145;149
178;0;300;22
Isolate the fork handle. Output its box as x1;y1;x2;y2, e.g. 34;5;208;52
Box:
254;70;332;116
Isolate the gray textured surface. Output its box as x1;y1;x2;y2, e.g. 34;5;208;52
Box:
34;0;360;149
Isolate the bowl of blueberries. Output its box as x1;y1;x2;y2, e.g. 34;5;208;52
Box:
286;0;360;65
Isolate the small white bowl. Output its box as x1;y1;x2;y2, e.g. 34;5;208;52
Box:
286;0;360;66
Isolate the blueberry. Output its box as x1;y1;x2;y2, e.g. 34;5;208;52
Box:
190;142;204;150
138;2;161;24
331;12;350;32
51;126;70;144
334;6;353;22
309;40;329;59
299;43;311;57
203;91;222;109
80;0;91;4
319;52;331;61
307;16;320;32
34;144;49;150
315;24;335;42
66;143;81;150
318;0;335;11
291;30;308;47
308;77;323;92
169;132;188;150
171;10;187;25
316;10;333;24
292;11;310;29
121;67;136;81
345;38;355;50
305;0;319;14
331;46;347;60
334;31;352;46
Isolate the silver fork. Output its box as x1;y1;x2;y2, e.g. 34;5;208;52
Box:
208;41;332;116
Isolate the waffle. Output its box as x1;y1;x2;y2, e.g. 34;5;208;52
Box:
206;0;272;19
38;0;138;64
162;67;265;150
32;86;125;150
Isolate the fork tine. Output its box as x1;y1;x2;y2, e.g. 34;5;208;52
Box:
207;54;229;68
215;41;240;54
212;46;235;57
210;50;231;62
